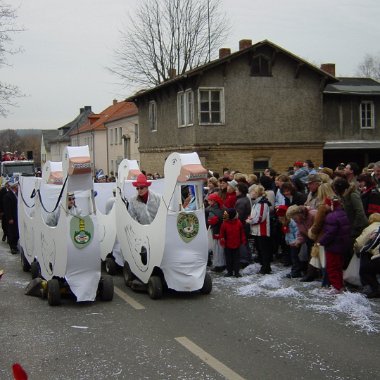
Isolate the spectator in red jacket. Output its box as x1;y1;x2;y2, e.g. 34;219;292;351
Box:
220;208;246;278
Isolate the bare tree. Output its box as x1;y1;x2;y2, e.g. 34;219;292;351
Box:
109;0;229;89
0;1;24;117
0;129;23;153
356;53;380;81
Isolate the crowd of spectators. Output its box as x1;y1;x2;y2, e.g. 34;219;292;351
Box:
204;160;380;298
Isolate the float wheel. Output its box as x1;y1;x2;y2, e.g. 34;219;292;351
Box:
20;249;31;272
30;261;40;279
105;257;117;276
123;262;136;287
47;279;61;306
147;275;163;300
99;275;114;301
200;273;212;295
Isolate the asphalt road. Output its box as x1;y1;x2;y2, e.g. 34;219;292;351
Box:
1;239;380;380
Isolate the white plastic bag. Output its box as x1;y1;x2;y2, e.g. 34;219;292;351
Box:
343;254;362;287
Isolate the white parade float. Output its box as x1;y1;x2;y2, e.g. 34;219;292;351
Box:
18;146;114;306
93;181;123;274
116;152;212;299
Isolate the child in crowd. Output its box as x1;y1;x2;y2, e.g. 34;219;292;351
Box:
319;196;351;294
207;192;226;272
219;208;246;278
276;205;302;278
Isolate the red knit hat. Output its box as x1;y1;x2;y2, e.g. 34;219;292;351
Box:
132;174;151;187
293;161;304;168
276;205;289;217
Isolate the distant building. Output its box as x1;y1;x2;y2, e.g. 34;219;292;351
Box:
71;100;139;176
50;106;93;162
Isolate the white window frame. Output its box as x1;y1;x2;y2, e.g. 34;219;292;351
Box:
198;87;225;125
177;89;194;127
360;101;375;129
149;101;157;132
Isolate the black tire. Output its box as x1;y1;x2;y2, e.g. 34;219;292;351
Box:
47;279;61;306
20;249;31;272
147;275;163;300
200;273;212;295
99;275;114;301
30;261;40;279
105;257;117;276
123;262;136;287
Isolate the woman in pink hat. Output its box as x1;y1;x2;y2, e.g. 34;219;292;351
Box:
128;173;161;225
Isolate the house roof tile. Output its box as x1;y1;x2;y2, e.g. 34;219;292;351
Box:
126;39;338;101
72;101;137;135
324;77;380;95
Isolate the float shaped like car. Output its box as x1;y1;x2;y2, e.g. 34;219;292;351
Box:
116;152;212;299
18;146;114;306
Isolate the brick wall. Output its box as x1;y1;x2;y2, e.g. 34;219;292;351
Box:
139;145;323;176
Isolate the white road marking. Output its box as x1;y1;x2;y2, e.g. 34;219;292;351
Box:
175;336;246;380
114;286;145;310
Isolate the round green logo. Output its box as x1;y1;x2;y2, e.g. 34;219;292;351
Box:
70;215;94;249
177;212;199;243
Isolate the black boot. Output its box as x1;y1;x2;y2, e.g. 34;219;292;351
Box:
300;264;320;282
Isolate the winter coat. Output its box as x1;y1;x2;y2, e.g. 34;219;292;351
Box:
292;167;309;183
354;221;380;256
235;194;251;224
284;219;298;245
3;189;18;224
284;191;307;206
247;196;271;237
304;191;320;210
294;208;317;246
319;207;351;254
342;184;368;238
224;191;237;209
361;186;380;216
207;203;224;237
275;188;286;206
219;218;246;249
128;190;161;225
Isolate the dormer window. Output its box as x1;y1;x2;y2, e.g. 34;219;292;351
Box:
251;55;271;77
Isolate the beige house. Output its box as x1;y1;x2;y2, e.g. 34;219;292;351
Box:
105;102;139;175
41;130;59;167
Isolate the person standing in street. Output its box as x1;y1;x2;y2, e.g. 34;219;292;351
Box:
3;178;19;254
0;179;9;242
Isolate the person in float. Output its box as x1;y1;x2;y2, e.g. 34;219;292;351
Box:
128;173;160;225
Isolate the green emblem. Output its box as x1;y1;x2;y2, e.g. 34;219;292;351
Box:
177;212;199;243
70;216;93;249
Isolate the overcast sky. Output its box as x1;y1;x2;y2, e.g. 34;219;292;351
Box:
2;0;380;130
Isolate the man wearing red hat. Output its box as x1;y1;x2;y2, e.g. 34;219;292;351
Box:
128;173;161;225
291;161;309;185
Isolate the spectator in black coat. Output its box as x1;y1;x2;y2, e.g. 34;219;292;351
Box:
3;179;19;254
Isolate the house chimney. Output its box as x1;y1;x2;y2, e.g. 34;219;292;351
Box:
80;107;84;113
84;106;92;111
168;68;176;79
239;39;252;51
219;48;231;59
113;99;118;105
320;63;336;77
